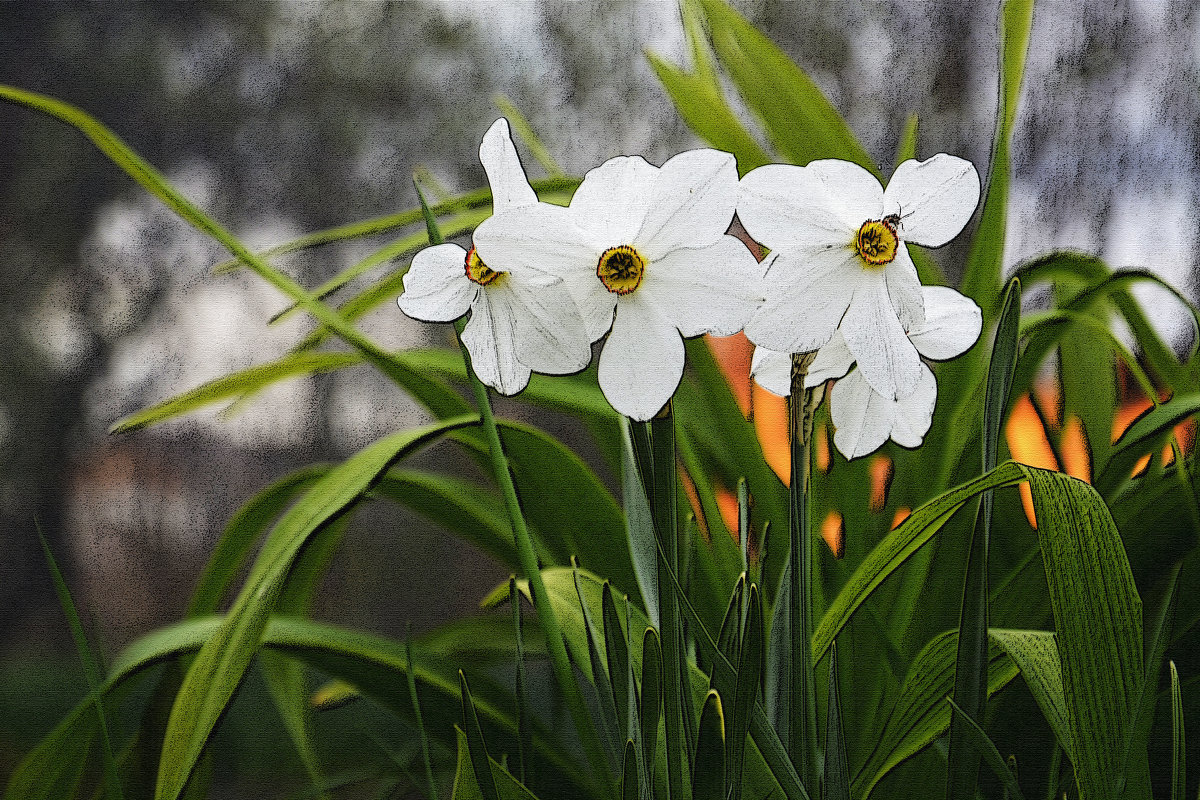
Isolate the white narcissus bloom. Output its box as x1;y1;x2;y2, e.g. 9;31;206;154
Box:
739;154;980;401
751;286;983;459
398;119;590;395
471;148;763;420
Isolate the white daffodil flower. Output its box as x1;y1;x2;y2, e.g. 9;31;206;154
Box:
739;154;980;401
471;148;763;420
398;118;590;395
751;286;983;459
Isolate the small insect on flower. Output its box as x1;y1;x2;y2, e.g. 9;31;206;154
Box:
739;154;980;401
397;118;591;396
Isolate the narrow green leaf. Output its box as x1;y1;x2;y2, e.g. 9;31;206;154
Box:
1172;661;1185;800
604;583;633;739
623;740;640;800
729;584;763;800
109;352;362;434
989;630;1075;762
408;626;441;800
693;691;727;800
510;577;531;787
1097;394;1200;496
960;0;1035;315
715;574;746;672
822;643;849;800
948;277;1020;800
947;697;1026;800
37;526;124;800
574;567;622;766
259;652;327;800
641;627;663;800
622;416;660;627
156;417;477;800
450;726;541;800
461;672;502;800
695;0;876;172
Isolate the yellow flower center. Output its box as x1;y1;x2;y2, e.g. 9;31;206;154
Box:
597;244;646;295
464;247;504;286
855;216;900;267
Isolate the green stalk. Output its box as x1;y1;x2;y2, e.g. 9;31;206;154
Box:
649;408;692;800
788;352;819;789
416;195;610;793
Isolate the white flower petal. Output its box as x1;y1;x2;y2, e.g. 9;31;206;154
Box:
839;272;922;400
569;155;658;245
744;247;861;354
883;154;980;248
504;276;593;375
830;369;894;459
642;235;762;337
908;286;983;360
637;149;740;261
461;290;531;396
737;164;860;252
803;159;886;230
807;331;855;386
598;300;685;420
884;246;925;331
889;366;938;448
472;202;614;340
398;243;476;322
480;119;538;213
750;347;791;397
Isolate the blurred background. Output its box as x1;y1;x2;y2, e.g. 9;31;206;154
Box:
1;0;1197;792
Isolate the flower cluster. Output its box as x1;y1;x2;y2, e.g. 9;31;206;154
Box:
399;118;982;459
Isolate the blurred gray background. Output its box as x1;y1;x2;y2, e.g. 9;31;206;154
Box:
1;0;1196;788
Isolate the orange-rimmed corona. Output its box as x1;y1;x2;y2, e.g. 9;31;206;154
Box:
464;246;504;286
596;244;646;295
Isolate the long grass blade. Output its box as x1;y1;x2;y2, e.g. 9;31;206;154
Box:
408;626;441;800
693;691;727;800
1172;661;1185;800
37;524;125;800
822;642;849;800
460;672;501;800
946;698;1025;800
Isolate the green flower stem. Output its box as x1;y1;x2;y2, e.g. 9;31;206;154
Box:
451;317;612;793
788;352;819;790
648;407;692;800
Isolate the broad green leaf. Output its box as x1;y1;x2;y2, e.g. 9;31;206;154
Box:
852;630;1020;799
646;52;770;175
946;698;1026;800
155;417;477;800
450;727;540;800
695;0;876;172
1025;468;1146;800
988;629;1074;763
960;0;1034;314
948;277;1020;800
693;691;727;800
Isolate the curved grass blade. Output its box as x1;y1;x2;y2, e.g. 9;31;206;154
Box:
450;726;541;800
822;642;848;800
575;568;622;765
155;417;477;800
37;525;124;800
729;584;763;800
511;577;531;787
623;740;640;800
641;628;663;800
947;276;1020;800
604;583;633;737
408;626;441;800
946;697;1026;800
960;0;1035;315
693;691;727;800
988;630;1074;762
